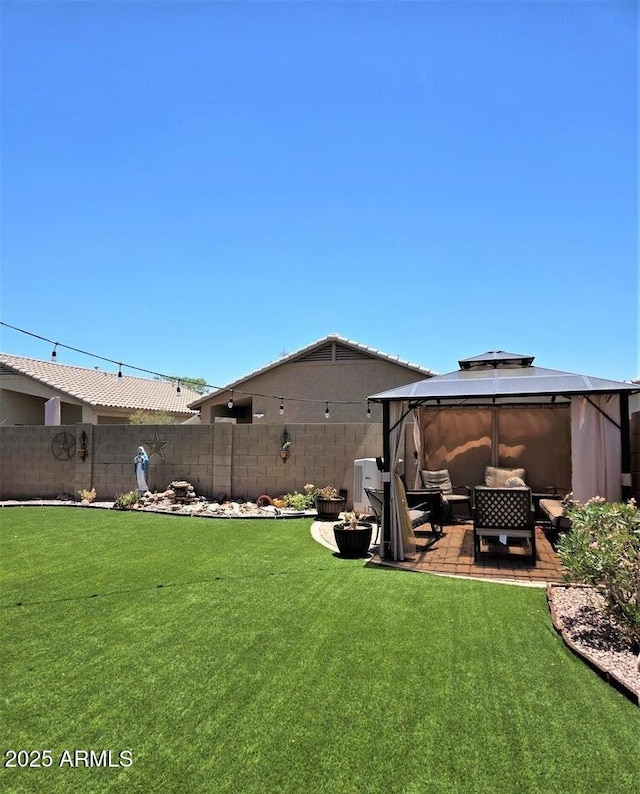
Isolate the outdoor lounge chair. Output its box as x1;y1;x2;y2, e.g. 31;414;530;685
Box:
419;469;471;521
473;486;536;565
366;485;439;545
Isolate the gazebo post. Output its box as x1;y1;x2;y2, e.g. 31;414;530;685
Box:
381;400;392;559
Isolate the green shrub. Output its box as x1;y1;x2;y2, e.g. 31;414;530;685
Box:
128;409;173;424
281;484;317;510
282;491;313;510
113;491;139;510
557;498;640;648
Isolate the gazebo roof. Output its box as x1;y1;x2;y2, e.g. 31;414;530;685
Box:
369;351;639;404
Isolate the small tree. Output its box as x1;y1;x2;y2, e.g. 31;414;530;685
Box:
557;498;640;649
128;410;173;425
156;376;210;395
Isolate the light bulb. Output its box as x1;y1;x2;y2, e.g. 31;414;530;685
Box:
279;398;284;415
324;402;330;419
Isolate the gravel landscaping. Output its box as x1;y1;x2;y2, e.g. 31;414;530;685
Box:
549;584;639;704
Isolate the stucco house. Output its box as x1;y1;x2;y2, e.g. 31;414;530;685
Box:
0;353;200;425
189;334;435;424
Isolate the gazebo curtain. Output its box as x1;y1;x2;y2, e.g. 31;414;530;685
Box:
497;407;571;493
417;407;492;487
389;402;416;560
571;395;621;502
412;413;422;488
416;405;571;493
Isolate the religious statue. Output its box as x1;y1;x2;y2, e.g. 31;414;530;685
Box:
134;445;150;497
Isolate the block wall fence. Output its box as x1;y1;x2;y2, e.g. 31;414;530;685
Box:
1;415;638;504
0;423;385;506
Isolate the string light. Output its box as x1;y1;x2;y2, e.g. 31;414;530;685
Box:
0;322;377;416
366;400;371;419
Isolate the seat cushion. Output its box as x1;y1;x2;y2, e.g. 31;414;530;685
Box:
539;498;572;530
420;469;453;493
484;466;526;488
442;493;471;504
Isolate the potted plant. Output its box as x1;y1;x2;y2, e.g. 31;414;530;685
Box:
333;510;373;557
314;485;347;520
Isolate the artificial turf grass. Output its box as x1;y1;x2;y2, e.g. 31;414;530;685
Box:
2;508;639;794
0;508;327;606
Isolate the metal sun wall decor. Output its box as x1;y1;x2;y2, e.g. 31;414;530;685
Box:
51;432;76;461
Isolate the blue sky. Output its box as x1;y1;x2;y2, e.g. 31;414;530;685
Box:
1;1;637;389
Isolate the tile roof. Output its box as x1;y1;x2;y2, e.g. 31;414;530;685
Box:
188;333;436;408
0;353;200;414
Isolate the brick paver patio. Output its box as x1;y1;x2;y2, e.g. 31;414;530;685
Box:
367;521;564;584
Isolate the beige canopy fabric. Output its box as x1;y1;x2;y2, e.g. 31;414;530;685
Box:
417;407;492;488
392;473;417;560
497;406;571;493
416;405;571;493
389;402;415;560
571;394;621;502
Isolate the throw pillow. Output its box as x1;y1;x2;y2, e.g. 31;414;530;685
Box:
484;466;526;488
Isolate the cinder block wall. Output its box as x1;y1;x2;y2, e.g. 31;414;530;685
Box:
231;423;382;500
2;414;637;505
0;422;383;507
89;424;221;498
0;426;76;498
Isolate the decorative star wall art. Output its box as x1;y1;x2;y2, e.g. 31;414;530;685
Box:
142;430;169;459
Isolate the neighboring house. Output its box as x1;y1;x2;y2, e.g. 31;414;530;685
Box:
0;353;200;425
632;379;640;413
189;334;436;424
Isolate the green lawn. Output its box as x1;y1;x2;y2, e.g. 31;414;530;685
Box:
1;508;638;794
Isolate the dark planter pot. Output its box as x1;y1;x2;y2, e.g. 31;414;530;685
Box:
333;522;373;558
315;495;347;521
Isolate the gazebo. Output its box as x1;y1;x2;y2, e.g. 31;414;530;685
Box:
369;351;639;561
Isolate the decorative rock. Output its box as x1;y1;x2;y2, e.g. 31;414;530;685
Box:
113;480;310;518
